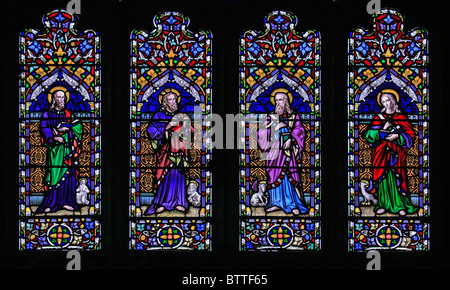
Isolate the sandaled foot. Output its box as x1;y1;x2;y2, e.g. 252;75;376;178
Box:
266;206;280;212
376;208;385;215
176;206;186;212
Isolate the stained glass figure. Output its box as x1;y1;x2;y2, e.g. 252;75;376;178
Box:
19;9;101;250
239;11;321;251
129;11;212;250
348;8;429;251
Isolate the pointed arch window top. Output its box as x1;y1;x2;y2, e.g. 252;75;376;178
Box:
154;11;190;31
264;10;297;31
20;9;100;66
372;9;405;32
350;8;428;67
43;10;78;30
131;11;212;68
241;10;320;67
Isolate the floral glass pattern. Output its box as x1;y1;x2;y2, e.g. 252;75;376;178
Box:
239;11;321;251
19;9;101;250
129;11;212;251
347;8;429;252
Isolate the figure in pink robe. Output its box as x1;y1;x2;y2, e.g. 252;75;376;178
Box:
256;91;308;215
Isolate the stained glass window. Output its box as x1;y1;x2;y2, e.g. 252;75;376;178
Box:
129;11;212;250
239;11;321;251
19;9;101;250
348;8;429;252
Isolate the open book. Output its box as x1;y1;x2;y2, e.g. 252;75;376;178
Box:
56;119;80;129
379;124;402;140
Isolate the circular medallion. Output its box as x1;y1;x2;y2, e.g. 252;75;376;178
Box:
47;224;73;248
267;224;293;248
376;225;402;249
157;225;184;248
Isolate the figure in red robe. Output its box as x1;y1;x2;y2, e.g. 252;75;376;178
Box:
144;89;193;215
365;89;418;216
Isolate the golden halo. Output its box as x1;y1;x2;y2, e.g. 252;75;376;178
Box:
377;89;400;106
189;180;199;186
47;86;70;104
158;88;181;104
269;88;293;105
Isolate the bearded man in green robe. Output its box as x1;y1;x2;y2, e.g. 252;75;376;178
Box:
35;87;84;213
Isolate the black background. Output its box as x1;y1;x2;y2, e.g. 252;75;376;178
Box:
1;0;448;282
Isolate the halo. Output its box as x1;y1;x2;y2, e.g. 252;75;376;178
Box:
377;89;400;106
78;178;88;183
269;88;293;105
47;86;70;104
158;87;181;104
188;180;199;186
